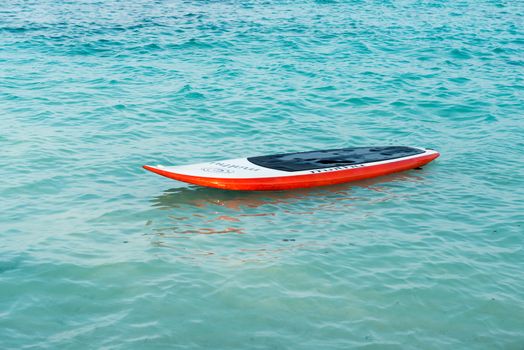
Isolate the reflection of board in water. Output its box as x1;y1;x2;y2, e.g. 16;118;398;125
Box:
146;170;428;264
150;169;427;213
144;146;439;191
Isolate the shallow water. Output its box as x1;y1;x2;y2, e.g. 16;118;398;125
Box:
1;0;523;348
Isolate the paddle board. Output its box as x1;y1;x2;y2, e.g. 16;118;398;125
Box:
143;146;439;191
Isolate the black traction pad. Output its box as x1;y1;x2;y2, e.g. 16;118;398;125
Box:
247;146;425;172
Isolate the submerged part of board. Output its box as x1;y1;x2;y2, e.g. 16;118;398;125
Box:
143;146;439;191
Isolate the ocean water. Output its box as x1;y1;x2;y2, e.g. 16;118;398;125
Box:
1;0;523;348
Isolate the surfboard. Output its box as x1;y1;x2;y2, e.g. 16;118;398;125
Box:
143;146;439;191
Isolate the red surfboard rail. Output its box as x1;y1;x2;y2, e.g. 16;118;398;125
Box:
143;151;439;191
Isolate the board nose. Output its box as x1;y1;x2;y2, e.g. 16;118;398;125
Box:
143;165;161;174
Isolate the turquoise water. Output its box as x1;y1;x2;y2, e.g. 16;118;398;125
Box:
1;0;523;348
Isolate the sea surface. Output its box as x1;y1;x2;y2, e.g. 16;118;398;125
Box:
1;0;523;349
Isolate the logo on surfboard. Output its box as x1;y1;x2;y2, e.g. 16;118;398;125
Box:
202;167;234;174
